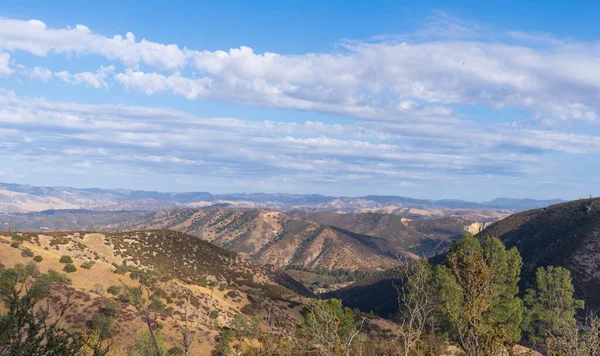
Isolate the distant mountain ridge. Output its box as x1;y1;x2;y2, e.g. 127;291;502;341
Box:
0;182;564;214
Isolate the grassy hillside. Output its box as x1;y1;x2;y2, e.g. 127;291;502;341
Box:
109;208;400;273
0;230;312;354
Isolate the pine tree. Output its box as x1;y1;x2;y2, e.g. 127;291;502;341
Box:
522;266;584;353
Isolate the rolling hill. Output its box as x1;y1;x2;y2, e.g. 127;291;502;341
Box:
288;211;489;257
0;230;311;354
108;208;400;272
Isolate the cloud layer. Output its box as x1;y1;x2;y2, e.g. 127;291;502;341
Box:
0;15;598;198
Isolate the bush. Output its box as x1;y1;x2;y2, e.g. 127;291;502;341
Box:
225;290;239;299
33;255;43;263
209;310;219;319
10;242;20;248
107;285;122;295
80;261;95;270
63;264;77;273
44;269;72;284
113;264;127;274
101;300;120;317
59;255;73;264
148;298;166;314
21;248;34;257
167;346;184;355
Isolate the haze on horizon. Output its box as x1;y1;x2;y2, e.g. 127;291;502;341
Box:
0;1;599;201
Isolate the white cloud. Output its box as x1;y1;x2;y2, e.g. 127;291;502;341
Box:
0;52;13;76
26;66;53;81
0;19;186;69
3;16;600;124
54;65;114;89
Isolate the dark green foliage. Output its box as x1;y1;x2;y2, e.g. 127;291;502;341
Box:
0;263;83;355
44;269;72;284
148;298;167;314
214;328;235;356
80;260;95;270
113;264;128;274
63;264;77;273
167;346;184;355
10;242;20;248
21;248;34;258
522;266;584;347
209;310;219;319
107;285;122;295
225;290;239;299
33;255;43;263
59;255;73;264
100;300;120;317
91;312;113;339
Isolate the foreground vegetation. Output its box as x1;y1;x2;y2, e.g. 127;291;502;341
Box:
1;234;599;355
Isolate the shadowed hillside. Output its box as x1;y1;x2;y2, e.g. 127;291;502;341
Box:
477;198;600;307
288;211;489;257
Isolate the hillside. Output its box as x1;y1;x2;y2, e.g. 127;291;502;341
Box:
0;209;146;231
477;198;600;307
0;230;311;354
110;208;400;273
288;211;489;257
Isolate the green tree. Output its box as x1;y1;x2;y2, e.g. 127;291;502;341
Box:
437;235;524;356
128;331;168;356
59;255;73;264
0;263;84;355
523;266;584;354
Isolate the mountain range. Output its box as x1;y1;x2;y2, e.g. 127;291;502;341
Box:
0;182;564;217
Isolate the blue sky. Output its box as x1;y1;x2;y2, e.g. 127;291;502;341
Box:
0;1;599;200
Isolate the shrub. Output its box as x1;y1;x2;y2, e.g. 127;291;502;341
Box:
113;264;127;274
148;298;166;314
107;285;122;296
59;255;73;264
225;290;239;299
63;264;77;273
167;346;184;355
151;288;168;299
33;255;43;263
44;269;72;284
10;242;20;248
209;310;219;319
21;248;34;258
101;300;120;317
241;304;256;316
80;261;95;270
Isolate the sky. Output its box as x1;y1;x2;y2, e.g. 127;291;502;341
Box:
0;0;599;201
